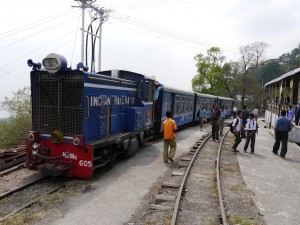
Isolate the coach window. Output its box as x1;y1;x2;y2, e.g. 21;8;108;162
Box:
182;96;186;113
164;94;169;115
175;96;181;114
190;97;194;112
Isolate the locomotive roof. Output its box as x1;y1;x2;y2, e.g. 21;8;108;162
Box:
97;70;151;81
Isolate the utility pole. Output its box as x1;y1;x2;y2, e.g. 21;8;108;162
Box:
73;0;111;71
88;5;111;71
73;0;94;65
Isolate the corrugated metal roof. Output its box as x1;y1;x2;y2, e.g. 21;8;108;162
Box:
264;67;300;87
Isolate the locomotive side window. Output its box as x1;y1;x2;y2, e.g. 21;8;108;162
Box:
146;80;153;102
137;80;143;100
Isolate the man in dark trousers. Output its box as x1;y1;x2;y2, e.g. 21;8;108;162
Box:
241;105;249;138
232;110;243;152
211;104;221;141
272;110;292;158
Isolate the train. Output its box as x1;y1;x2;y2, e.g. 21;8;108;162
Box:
25;53;234;178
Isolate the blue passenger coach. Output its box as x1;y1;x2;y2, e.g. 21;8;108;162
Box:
153;85;194;137
217;96;234;117
194;93;218;122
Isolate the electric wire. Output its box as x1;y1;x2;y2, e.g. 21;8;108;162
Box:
0;15;80;51
101;0;201;9
0;37;79;79
3;30;79;68
0;9;79;40
70;14;82;68
110;12;239;56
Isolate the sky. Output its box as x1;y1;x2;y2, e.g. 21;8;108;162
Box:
0;0;300;117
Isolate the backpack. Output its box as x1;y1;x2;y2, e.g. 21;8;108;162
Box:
230;118;239;133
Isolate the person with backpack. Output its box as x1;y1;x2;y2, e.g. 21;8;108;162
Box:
244;113;257;153
197;105;207;131
241;105;249;138
231;110;243;152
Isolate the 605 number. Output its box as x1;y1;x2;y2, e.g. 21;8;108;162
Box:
79;160;92;167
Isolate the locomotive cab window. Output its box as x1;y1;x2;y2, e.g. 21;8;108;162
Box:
145;80;154;102
137;80;143;100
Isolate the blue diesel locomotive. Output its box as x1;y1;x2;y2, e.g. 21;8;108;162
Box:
26;53;234;178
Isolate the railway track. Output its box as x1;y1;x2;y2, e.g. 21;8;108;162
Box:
170;130;229;225
136;129;233;224
0;176;61;222
0;145;27;174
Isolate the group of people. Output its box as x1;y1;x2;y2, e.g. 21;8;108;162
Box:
231;105;258;153
232;105;292;158
162;103;292;164
197;104;226;141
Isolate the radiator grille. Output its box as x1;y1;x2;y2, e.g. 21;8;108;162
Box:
32;71;84;136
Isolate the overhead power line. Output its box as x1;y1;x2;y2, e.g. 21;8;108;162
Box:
0;9;79;40
110;12;239;56
0;15;80;51
102;0;201;9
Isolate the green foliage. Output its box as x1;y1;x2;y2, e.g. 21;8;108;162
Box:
192;47;227;95
0;87;31;148
259;61;283;85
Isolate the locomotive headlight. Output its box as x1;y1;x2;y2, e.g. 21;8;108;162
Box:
73;137;80;146
27;131;40;142
42;53;67;73
28;133;35;141
73;135;84;147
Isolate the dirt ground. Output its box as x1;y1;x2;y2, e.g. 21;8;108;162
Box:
125;132;266;225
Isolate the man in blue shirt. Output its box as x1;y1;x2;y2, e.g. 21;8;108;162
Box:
272;110;292;158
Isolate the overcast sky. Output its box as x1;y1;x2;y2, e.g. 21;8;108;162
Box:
1;0;300;117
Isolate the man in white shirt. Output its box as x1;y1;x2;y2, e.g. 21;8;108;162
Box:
244;113;257;153
252;106;259;121
232;106;238;118
232;110;243;152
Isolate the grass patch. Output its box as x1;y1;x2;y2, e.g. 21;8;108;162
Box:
203;215;218;224
0;179;89;225
232;216;255;225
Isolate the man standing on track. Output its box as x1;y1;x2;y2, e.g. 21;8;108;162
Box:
219;106;225;136
272;110;292;158
211;104;221;141
163;111;177;163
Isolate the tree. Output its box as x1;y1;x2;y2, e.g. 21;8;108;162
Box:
259;61;283;85
250;42;270;75
0;87;31;148
192;47;226;95
239;42;269;106
223;61;240;99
